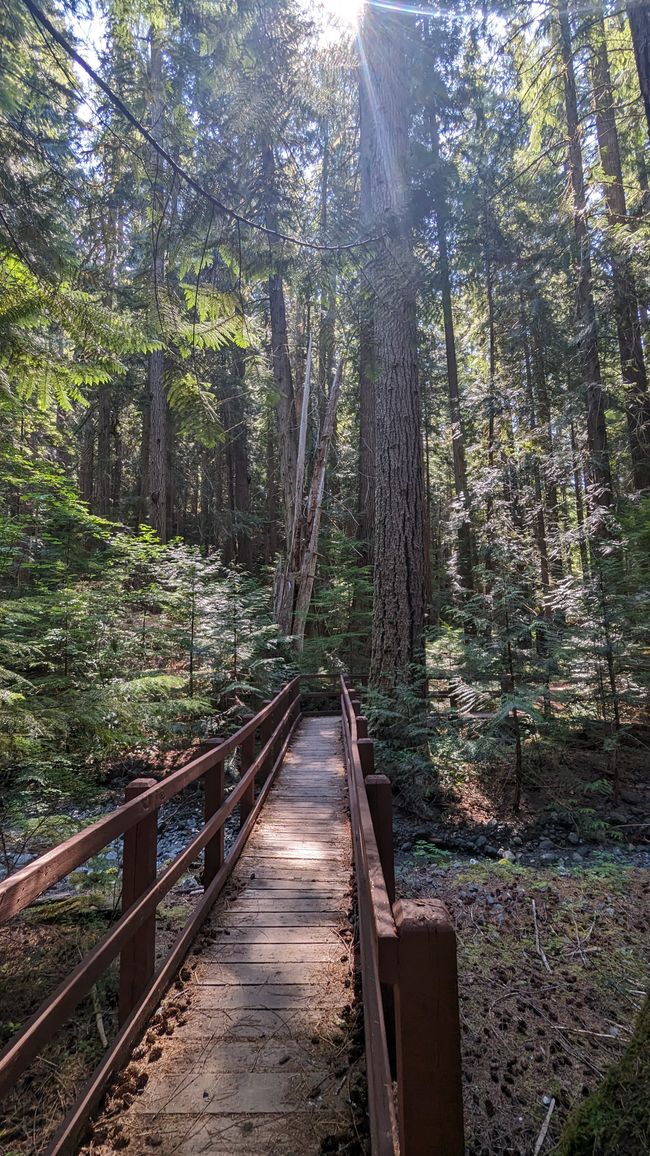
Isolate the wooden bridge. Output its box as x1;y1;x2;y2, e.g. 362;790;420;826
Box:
0;677;464;1155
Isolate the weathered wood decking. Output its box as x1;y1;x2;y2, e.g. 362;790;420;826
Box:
87;717;355;1155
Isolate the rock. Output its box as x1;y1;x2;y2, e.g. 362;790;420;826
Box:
620;788;642;805
487;818;498;829
568;832;580;845
539;837;554;850
513;836;523;846
401;842;413;853
486;895;496;907
540;851;558;863
476;835;487;849
571;852;583;862
499;848;515;862
486;844;498;856
549;812;559;823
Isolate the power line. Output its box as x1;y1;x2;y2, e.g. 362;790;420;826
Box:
18;0;378;254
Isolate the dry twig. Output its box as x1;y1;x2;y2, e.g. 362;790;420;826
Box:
532;899;552;973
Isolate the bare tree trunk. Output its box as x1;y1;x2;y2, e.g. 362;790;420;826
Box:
591;6;650;490
147;27;168;543
358;64;375;558
431;109;474;595
266;402;278;562
627;0;650;141
79;415;94;507
292;360;344;648
362;3;426;687
262;143;298;548
557;0;614;525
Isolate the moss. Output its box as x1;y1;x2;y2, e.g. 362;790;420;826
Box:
554;996;650;1156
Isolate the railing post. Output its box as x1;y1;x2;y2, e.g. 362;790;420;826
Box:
356;715;368;739
350;696;361;717
357;736;375;777
393;899;465;1156
239;721;257;830
203;737;225;889
365;774;395;904
119;777;158;1026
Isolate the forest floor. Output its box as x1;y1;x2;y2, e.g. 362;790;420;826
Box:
394;734;650;1156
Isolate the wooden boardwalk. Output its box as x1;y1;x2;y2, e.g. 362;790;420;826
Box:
87;716;355;1155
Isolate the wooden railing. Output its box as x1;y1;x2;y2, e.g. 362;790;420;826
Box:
0;677;301;1155
341;677;464;1156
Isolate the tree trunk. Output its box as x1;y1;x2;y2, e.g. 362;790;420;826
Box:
358;62;375;558
591;6;650;490
292;360;344;648
362;2;426;687
627;0;650;140
557;0;613;524
262;143;298;549
431;109;474;595
79;415;94;507
147;27;168;543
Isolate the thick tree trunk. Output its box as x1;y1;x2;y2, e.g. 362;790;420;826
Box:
362;3;426;687
591;8;650;490
627;0;650;140
147;28;168;543
558;0;613;525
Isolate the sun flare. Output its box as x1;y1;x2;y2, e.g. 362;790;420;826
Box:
319;0;364;33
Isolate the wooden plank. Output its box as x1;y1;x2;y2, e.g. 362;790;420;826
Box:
192;983;347;1009
131;1070;339;1114
201;942;346;964
224;911;344;926
195;962;348;987
205;926;343;944
226;898;346;912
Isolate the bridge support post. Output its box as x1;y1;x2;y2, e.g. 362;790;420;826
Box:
239;724;257;830
119;777;158;1027
357;737;375;777
393;899;464;1156
203;738;225;889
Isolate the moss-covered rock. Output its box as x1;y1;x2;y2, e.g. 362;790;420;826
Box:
554;996;650;1156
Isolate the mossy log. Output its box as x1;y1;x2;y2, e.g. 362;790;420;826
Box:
554;996;650;1155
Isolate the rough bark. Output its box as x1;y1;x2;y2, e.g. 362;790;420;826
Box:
361;2;426;687
591;7;650;490
557;0;613;524
627;0;650;140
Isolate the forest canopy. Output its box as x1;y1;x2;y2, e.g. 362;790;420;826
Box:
0;0;649;812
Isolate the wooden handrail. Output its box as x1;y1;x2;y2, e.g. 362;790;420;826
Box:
341;678;400;1155
341;676;465;1156
0;677;301;1147
0;678;299;924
